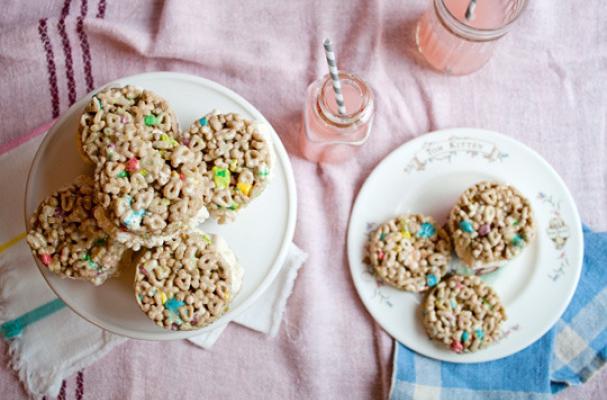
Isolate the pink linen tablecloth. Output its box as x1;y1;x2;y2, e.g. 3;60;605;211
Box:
0;0;605;398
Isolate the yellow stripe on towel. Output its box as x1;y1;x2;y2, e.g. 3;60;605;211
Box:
0;231;27;254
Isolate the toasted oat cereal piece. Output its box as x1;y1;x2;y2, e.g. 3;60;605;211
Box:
447;181;536;274
366;214;452;292
422;275;507;353
179;111;273;224
134;229;243;331
93;138;210;250
77;85;179;164
26;176;128;286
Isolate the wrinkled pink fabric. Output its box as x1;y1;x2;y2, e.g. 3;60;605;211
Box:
0;0;605;399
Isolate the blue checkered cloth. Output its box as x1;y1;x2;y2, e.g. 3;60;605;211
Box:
391;226;607;400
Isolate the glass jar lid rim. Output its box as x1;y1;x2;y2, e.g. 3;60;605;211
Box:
318;71;374;127
435;0;528;41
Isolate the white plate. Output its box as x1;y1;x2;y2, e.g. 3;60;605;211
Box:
25;72;297;340
347;128;583;362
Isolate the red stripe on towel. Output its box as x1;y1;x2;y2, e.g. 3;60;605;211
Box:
96;0;106;18
57;0;77;105
77;0;95;92
75;370;84;400
57;380;67;400
37;19;60;118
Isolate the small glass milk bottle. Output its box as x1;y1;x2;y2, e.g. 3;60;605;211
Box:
301;71;375;163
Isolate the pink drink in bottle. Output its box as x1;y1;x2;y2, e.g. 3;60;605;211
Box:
301;72;375;163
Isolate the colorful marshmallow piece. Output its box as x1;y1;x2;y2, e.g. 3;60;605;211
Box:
417;222;436;238
179;172;185;181
459;220;475;233
126;157;139;172
123;209;145;227
450;299;457;309
228;203;239;211
39;253;52;266
117;170;129;178
139;168;148;177
478;223;491;236
212;166;231;189
144;115;157;126
450;340;464;353
511;234;524;247
160;291;167;304
198;117;208;126
379;232;386;241
474;328;485;340
426;274;438;287
93;95;102;110
165;297;185;314
202;234;212;244
461;330;470;342
160;133;178;147
258;166;269;178
401;229;412;239
378;250;385;261
237;182;252;196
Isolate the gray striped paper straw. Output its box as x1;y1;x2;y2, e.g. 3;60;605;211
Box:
465;0;477;21
323;38;347;115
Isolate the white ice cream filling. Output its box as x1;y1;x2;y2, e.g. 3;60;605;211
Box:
211;234;243;295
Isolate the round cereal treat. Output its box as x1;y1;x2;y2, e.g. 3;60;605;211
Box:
179;111;273;224
366;214;452;292
422;275;507;353
447;181;536;274
134;229;243;331
77;85;179;165
93;139;210;250
26;175;128;286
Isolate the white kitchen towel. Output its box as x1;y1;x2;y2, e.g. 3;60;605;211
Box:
189;244;307;349
0;131;306;398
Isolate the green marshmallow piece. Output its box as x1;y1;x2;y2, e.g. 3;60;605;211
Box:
144;115;157;126
212;166;230;189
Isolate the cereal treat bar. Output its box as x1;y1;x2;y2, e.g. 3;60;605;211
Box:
180;112;273;224
26;176;127;286
78;85;179;164
366;214;452;292
134;229;243;331
447;181;536;274
422;275;507;353
93;137;210;251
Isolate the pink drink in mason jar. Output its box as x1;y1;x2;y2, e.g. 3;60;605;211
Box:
416;0;527;75
301;72;375;164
